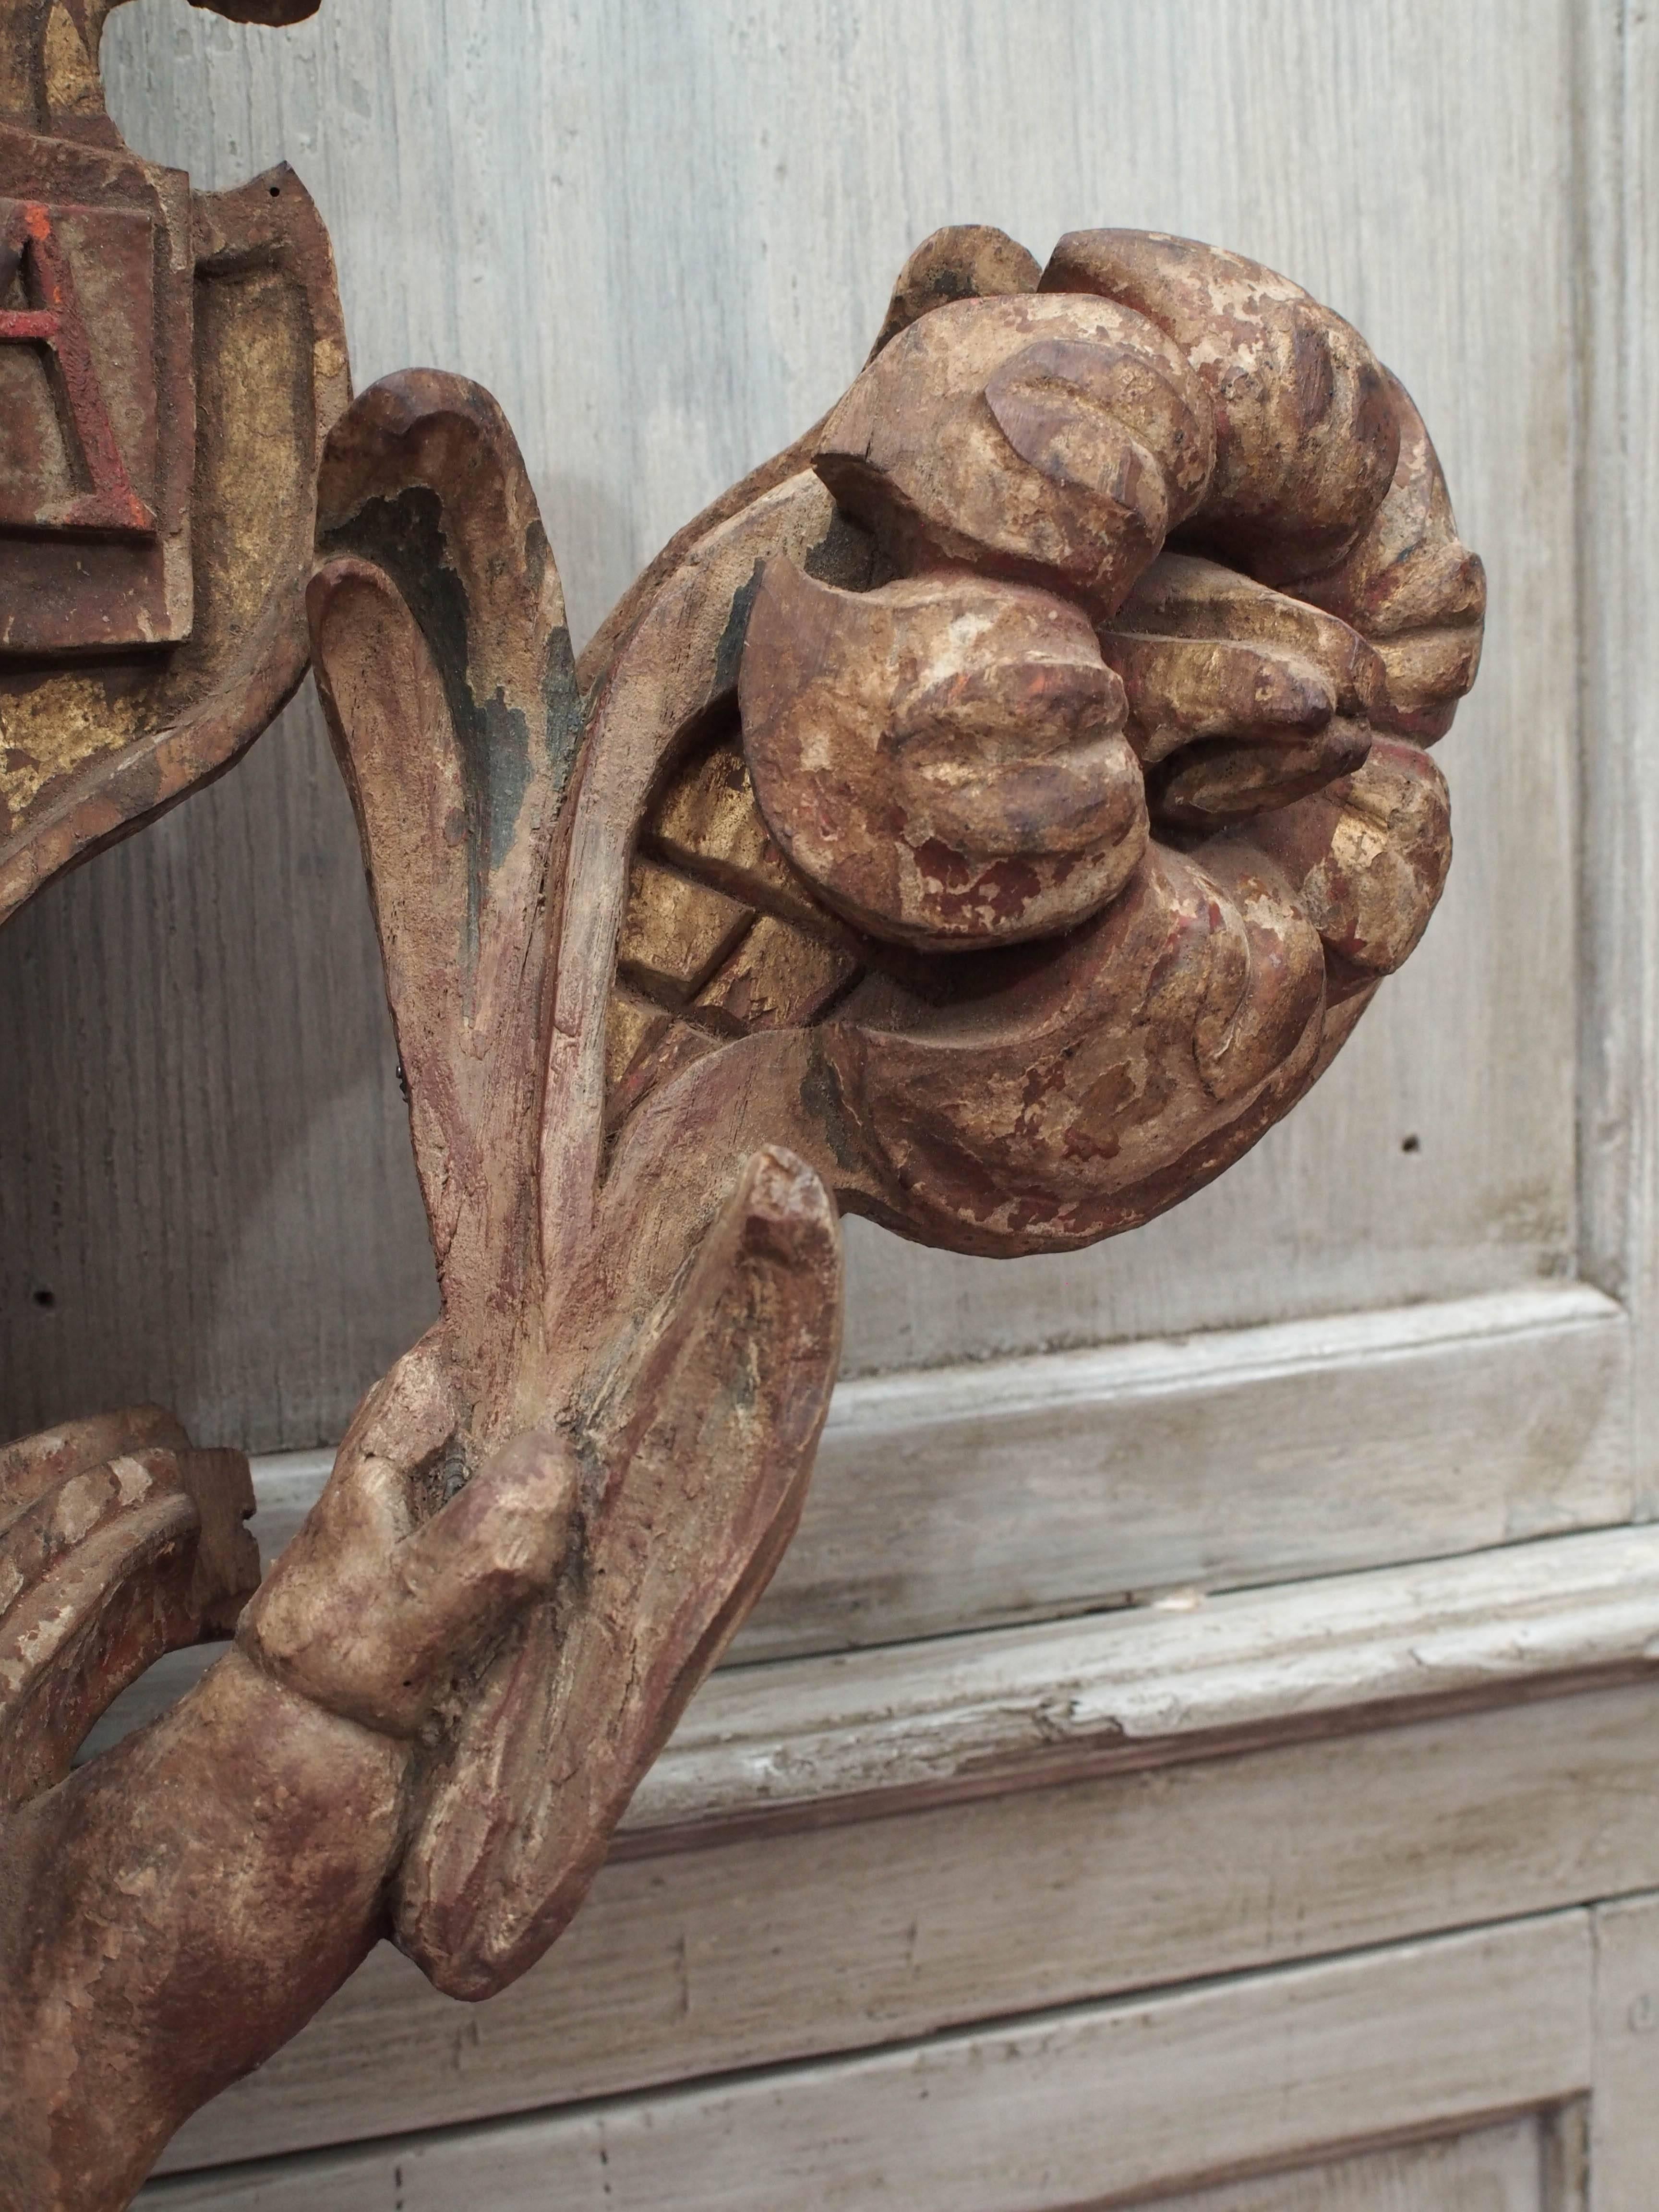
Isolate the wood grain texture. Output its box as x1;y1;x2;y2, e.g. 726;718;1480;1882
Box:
1588;1893;1659;2210
154;1667;1659;2173
0;0;1580;1455
0;684;435;1455
52;1283;1654;1743
83;1477;1659;1829
1576;2;1659;1517
1115;2115;1575;2212
141;1913;1594;2208
745;1283;1629;1654
56;1284;1642;1707
629;1523;1659;1834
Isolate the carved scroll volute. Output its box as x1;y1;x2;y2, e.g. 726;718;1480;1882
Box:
0;0;344;926
0;1407;259;1813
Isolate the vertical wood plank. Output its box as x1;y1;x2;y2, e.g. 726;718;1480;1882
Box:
0;687;437;1452
1589;1894;1659;2210
1576;0;1659;1516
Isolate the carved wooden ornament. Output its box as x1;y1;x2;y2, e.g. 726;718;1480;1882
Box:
0;0;344;925
0;178;1483;2209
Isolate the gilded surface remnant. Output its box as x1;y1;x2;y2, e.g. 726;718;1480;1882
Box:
0;0;342;922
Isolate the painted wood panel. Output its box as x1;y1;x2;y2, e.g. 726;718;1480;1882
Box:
86;1510;1659;1821
745;1284;1631;1653
1577;0;1659;1508
1129;2114;1576;2212
155;1675;1659;2172
0;0;1582;1451
1589;1894;1659;2211
140;1914;1594;2208
69;1282;1634;1712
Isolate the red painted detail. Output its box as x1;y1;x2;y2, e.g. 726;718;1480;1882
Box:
0;201;155;536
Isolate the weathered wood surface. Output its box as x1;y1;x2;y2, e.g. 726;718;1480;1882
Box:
85;1465;1659;1794
746;1281;1629;1653
70;1278;1637;1715
0;0;1577;1457
625;1523;1659;1833
1578;0;1659;1513
0;0;347;926
155;1652;1659;2170
1589;1895;1659;2208
142;1912;1594;2207
1129;2117;1576;2212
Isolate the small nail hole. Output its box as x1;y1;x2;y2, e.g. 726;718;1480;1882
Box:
268;184;281;198
32;1287;56;1310
1401;1134;1421;1154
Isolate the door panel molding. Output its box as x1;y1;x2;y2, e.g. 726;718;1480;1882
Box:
92;1282;1631;1683
141;1914;1595;2211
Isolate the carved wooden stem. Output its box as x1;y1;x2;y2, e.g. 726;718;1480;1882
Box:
0;37;1483;2187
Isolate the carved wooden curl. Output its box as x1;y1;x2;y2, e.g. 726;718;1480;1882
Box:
0;199;1483;2210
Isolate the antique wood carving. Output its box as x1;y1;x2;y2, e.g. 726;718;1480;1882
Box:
0;30;1484;2192
0;0;343;925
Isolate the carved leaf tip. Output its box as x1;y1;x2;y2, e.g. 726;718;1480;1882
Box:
394;1147;842;1998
